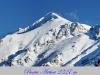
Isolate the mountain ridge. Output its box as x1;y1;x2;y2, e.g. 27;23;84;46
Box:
0;12;100;67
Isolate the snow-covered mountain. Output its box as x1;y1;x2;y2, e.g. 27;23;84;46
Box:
0;12;100;67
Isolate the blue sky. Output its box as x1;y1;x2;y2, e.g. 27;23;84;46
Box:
0;0;100;36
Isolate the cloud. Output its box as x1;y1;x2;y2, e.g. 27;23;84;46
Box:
65;10;80;21
69;12;79;21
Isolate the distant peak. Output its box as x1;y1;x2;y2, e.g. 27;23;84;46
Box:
32;12;62;26
46;12;59;16
44;12;61;19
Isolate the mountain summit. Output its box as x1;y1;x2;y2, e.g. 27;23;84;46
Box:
0;12;100;67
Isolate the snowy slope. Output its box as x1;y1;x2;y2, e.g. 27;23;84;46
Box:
0;12;100;67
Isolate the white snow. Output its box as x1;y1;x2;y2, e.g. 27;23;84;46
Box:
0;12;99;67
